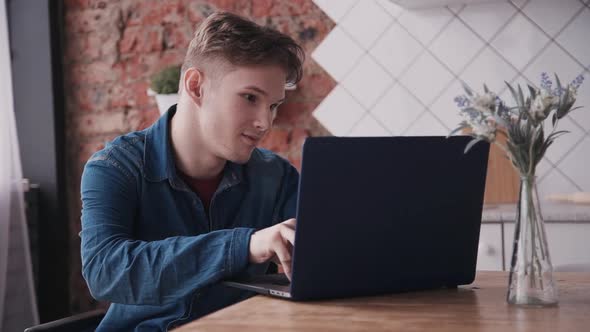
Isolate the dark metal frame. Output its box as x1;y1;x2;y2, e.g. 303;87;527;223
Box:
7;0;69;322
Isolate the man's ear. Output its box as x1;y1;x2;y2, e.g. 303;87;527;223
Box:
183;67;205;107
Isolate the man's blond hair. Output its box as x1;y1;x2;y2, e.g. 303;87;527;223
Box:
181;12;305;88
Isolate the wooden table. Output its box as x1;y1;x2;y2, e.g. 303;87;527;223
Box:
175;272;590;331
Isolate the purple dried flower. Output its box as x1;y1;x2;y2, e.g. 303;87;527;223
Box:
571;74;585;90
454;95;470;108
540;72;552;90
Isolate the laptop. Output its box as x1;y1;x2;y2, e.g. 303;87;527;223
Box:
223;136;490;301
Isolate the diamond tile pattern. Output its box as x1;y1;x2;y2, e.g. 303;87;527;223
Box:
313;85;365;136
375;0;404;18
429;18;484;75
542;116;585;164
461;47;518;93
523;42;584;85
559;136;590;191
536;157;553;180
522;0;583;37
371;84;424;135
405;111;448;136
556;7;590;67
490;13;550;71
396;7;454;46
399;51;454;106
341;55;393;108
569;69;590;131
312;0;358;23
459;1;516;41
537;168;579;201
369;23;423;78
311;0;590;193
349;114;391;136
340;0;393;49
430;80;465;130
310;26;364;81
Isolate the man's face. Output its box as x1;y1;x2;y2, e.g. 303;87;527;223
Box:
197;64;287;164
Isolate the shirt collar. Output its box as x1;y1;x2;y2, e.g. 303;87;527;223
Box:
143;105;176;182
143;104;244;189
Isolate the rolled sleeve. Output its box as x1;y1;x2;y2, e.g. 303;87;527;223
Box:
229;227;256;275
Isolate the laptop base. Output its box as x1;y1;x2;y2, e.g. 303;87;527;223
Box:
223;274;292;299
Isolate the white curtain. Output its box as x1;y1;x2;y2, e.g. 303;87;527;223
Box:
0;0;39;330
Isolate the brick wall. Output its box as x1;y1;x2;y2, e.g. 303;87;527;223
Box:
63;0;334;313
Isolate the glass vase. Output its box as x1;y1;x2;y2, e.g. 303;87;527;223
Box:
507;175;558;306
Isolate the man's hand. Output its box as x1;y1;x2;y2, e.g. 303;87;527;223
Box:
248;218;296;280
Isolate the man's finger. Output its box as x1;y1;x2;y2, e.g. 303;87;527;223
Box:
279;224;296;247
282;218;296;229
273;242;292;280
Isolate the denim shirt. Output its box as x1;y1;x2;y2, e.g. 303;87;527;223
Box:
80;106;299;331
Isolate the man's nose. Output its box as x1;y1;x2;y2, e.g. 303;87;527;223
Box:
253;107;272;132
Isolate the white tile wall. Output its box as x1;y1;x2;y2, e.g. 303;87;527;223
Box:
490;13;550;71
341;55;393;108
311;0;590;196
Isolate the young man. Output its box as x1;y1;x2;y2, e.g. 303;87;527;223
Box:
80;12;304;331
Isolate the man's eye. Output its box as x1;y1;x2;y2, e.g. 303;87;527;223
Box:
244;94;257;103
270;104;279;112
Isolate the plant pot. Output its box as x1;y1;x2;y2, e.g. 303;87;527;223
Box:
147;89;179;115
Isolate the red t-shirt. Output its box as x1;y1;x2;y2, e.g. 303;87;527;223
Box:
178;171;223;216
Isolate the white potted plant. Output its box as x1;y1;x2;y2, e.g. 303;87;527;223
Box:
147;65;181;115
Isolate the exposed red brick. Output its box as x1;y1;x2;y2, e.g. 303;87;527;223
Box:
119;53;161;82
288;127;310;152
74;111;123;137
251;0;273;17
186;1;208;23
118;27;140;53
77;140;106;166
291;69;337;101
64;0;114;10
119;26;164;54
69;61;122;86
129;81;154;108
160;1;186;25
274;101;316;127
64;28;121;65
64;7;120;34
72;85;109;112
111;61;129;85
259;128;290;153
261;12;334;53
126;107;161;131
158;50;185;69
121;2;143;26
127;0;186;26
64;33;101;62
112;51;183;86
251;0;315;17
163;25;191;50
106;81;153;109
205;0;252;16
105;84;128;109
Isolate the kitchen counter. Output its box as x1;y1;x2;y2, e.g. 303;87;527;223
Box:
482;201;590;223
